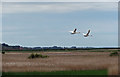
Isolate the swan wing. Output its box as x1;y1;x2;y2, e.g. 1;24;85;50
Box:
73;28;77;33
86;30;90;35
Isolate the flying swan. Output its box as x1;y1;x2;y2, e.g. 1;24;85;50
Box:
83;29;92;37
69;28;80;34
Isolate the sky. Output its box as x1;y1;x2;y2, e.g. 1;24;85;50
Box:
1;0;119;2
1;2;118;47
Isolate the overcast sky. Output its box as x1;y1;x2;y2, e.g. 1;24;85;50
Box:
1;0;119;2
2;2;118;47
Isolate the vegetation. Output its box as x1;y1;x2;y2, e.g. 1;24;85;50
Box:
28;53;49;59
2;43;119;52
2;51;5;54
2;70;107;75
109;51;119;56
2;48;119;53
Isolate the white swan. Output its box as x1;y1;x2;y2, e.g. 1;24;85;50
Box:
69;28;80;34
83;29;92;37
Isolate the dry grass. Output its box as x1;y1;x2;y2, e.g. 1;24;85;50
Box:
2;51;118;75
108;64;118;75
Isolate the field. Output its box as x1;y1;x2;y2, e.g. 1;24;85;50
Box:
2;49;119;75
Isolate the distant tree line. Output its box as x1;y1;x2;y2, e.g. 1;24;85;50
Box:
0;43;119;51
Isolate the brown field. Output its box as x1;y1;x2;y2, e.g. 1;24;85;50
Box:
2;51;118;75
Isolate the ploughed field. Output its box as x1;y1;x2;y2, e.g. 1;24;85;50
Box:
2;50;118;75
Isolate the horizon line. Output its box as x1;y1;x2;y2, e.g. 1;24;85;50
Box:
1;43;118;48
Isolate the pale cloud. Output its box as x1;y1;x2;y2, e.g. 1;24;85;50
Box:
1;0;119;2
0;2;2;42
0;3;1;12
2;2;118;47
3;2;118;14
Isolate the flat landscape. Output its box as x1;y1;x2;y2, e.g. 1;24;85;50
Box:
2;49;118;75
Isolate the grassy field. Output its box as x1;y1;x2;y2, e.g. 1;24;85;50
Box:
2;49;118;75
2;70;107;75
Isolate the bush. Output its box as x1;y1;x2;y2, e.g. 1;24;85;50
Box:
109;51;119;56
28;53;35;59
34;53;39;57
40;55;49;58
28;53;49;59
2;51;5;54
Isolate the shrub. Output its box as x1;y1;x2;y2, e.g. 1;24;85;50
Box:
2;51;5;54
34;53;39;57
28;53;35;59
28;53;49;59
38;54;49;58
109;51;119;56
